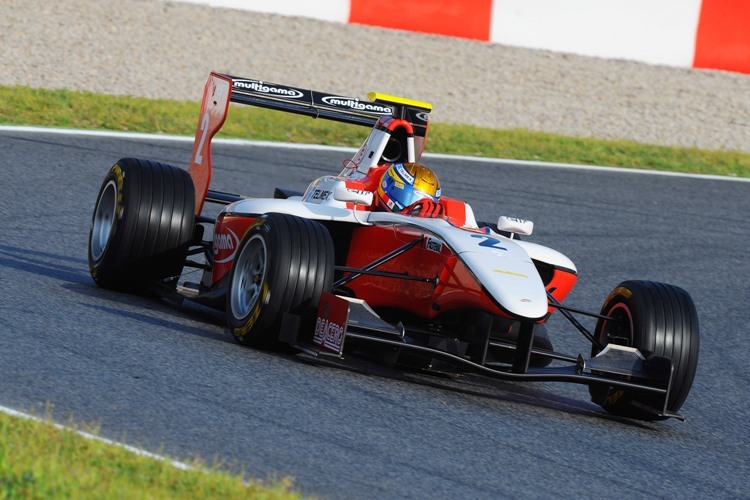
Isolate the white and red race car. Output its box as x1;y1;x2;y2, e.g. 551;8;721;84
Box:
88;72;699;421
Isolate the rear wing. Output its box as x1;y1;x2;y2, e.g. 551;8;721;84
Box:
189;72;432;214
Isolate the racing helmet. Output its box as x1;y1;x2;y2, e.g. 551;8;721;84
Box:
377;162;441;213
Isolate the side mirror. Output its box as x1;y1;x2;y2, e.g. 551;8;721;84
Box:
333;185;374;206
497;216;533;236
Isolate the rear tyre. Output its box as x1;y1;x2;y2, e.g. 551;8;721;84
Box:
88;158;196;291
226;213;334;346
589;280;699;420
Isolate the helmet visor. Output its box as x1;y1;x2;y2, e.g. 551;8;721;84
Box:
381;175;437;212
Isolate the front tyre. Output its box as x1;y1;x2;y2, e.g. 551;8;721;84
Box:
226;213;334;346
88;158;195;291
589;280;699;420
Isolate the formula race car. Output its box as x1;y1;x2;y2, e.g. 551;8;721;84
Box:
88;72;699;421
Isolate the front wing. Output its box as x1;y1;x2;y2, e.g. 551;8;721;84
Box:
284;292;682;421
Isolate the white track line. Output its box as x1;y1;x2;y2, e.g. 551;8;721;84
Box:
2;125;748;183
0;404;195;471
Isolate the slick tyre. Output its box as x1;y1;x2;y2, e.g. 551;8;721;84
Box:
226;213;335;346
589;280;699;420
88;158;196;291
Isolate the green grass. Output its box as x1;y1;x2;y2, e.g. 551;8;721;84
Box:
0;410;301;499
2;85;749;178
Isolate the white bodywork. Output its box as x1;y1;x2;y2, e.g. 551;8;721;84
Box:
224;175;576;321
368;213;551;319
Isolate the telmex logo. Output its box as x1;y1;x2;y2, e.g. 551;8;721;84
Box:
395;163;415;184
321;96;391;114
234;79;304;99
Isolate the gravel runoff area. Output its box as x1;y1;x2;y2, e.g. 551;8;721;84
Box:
2;0;750;152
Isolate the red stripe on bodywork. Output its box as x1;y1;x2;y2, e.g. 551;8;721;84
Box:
693;0;750;74
349;0;493;41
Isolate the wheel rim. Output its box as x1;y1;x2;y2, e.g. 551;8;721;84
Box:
230;234;267;321
90;180;117;262
599;304;634;348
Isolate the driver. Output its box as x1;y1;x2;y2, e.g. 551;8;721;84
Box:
375;162;444;218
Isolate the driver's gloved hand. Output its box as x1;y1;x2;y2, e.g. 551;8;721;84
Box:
402;199;444;218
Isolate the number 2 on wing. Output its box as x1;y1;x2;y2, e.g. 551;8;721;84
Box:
194;112;210;165
471;234;508;250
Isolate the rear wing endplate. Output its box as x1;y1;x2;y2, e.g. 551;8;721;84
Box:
189;72;431;214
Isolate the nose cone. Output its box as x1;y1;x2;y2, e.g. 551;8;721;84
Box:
459;241;549;320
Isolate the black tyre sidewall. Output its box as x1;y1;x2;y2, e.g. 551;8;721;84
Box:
226;217;284;341
89;162;126;285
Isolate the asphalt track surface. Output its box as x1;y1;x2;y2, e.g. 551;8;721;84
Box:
1;128;748;499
